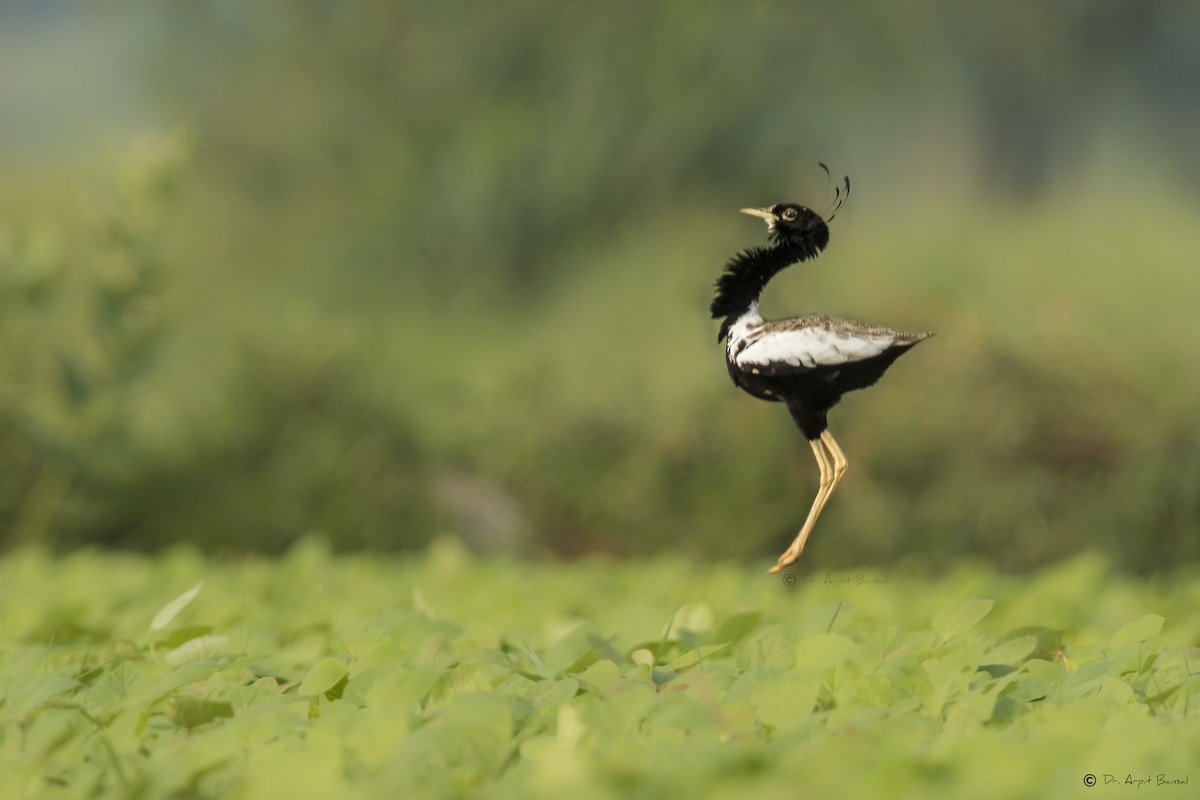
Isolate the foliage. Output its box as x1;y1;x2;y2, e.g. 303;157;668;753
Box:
2;4;1200;570
5;151;1199;568
1;544;1198;798
0;141;441;554
0;135;180;549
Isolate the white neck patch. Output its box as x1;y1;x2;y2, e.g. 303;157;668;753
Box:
725;302;763;353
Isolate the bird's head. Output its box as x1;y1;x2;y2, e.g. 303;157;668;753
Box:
740;204;829;248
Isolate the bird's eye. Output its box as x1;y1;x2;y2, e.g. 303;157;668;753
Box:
781;208;799;221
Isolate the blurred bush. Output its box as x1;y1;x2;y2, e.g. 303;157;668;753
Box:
1;2;1198;570
1;136;179;550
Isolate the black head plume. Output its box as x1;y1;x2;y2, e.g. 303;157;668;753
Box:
818;162;852;222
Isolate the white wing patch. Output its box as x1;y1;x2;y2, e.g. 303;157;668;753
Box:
736;326;895;370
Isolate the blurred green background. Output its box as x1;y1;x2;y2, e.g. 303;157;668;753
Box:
2;1;1198;571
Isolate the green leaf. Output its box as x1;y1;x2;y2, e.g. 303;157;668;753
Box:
86;662;145;708
668;603;714;637
1096;676;1135;705
342;664;440;710
299;658;349;697
643;692;719;734
982;635;1037;666
993;626;1064;661
1064;657;1112;699
627;640;679;662
631;648;655;669
1023;658;1067;680
1006;658;1066;703
922;657;975;717
931;598;995;641
164;634;230;666
157;623;215;649
711;611;763;645
149;582;202;632
528;678;579;707
1109;614;1165;650
794;633;857;670
416;691;513;775
749;669;822;727
540;627;618;676
579;679;655;736
464;648;544;681
166;696;234;730
740;625;798;669
8;675;81;715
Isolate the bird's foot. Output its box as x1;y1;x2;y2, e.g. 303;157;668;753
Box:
766;550;800;575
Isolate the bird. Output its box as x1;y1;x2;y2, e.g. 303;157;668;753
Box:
711;175;932;575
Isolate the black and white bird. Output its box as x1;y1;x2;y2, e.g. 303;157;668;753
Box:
711;177;932;574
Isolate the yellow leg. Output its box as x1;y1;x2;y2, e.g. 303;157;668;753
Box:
820;430;849;488
767;438;831;574
766;430;850;575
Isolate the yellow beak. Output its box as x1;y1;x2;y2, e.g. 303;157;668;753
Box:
739;207;777;222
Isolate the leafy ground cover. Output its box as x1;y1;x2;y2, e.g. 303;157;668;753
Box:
1;540;1197;798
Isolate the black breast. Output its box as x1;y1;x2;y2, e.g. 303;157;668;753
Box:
727;343;920;439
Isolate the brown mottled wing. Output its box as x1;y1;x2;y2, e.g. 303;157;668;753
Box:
735;315;930;377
